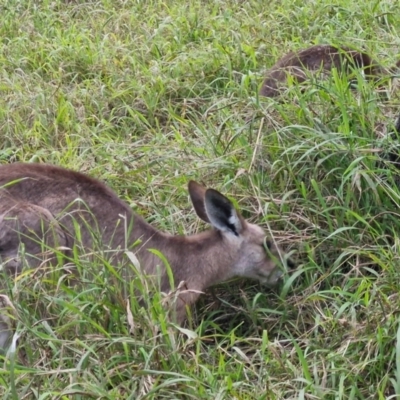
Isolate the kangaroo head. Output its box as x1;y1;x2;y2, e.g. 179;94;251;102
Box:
188;181;291;286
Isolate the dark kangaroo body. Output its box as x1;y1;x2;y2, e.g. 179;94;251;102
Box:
260;44;384;98
0;163;291;348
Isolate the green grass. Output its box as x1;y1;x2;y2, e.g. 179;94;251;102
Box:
1;0;400;398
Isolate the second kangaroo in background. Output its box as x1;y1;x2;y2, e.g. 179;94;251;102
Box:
260;44;394;98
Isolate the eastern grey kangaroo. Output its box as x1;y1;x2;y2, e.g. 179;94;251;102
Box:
0;163;292;349
260;44;385;98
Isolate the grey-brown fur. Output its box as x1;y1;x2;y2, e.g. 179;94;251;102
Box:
260;44;383;97
0;163;290;348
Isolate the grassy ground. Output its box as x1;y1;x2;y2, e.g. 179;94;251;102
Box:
1;0;400;398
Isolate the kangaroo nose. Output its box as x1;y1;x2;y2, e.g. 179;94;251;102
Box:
286;258;296;270
266;257;296;286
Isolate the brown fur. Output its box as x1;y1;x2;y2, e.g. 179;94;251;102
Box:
260;44;384;98
0;163;291;342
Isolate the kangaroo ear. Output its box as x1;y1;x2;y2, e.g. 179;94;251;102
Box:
204;189;243;236
188;181;210;223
